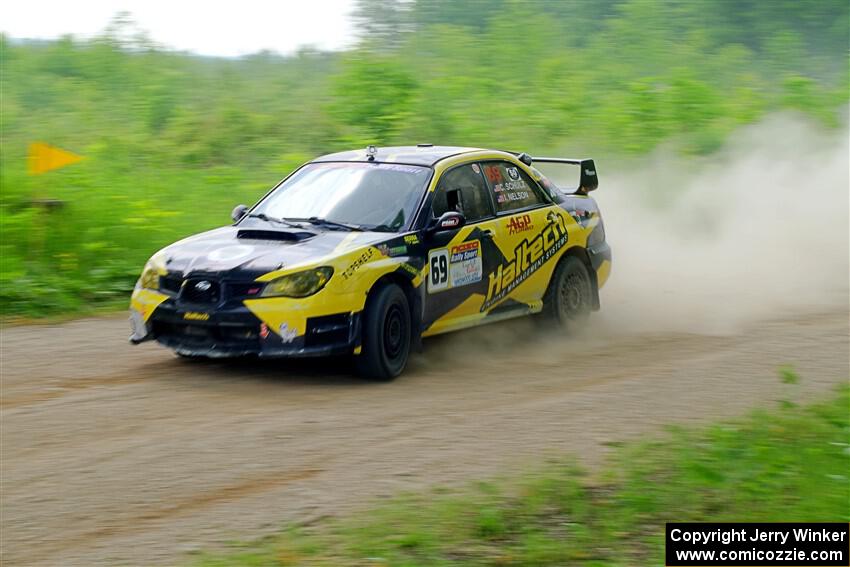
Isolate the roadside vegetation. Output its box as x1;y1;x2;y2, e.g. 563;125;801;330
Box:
2;0;848;316
193;382;849;566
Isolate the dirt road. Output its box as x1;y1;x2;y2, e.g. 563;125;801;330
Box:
1;309;847;566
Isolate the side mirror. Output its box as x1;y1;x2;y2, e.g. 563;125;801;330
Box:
231;204;249;223
426;211;466;236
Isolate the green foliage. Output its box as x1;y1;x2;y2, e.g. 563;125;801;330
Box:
1;1;848;316
331;53;418;144
191;386;850;566
779;365;801;385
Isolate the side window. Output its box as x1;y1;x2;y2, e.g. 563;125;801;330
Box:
432;163;493;223
481;161;547;213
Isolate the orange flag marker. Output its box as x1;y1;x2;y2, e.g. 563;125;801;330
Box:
27;142;83;175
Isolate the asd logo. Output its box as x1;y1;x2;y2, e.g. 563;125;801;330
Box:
506;214;533;235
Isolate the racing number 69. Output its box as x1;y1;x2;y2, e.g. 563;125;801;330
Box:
428;249;450;292
433;255;448;284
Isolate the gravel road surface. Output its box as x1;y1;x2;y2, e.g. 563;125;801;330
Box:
1;309;847;565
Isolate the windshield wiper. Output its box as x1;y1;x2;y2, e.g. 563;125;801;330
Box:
246;213;304;229
284;217;364;231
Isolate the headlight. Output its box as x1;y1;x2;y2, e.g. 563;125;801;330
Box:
139;263;161;290
261;267;333;298
138;256;167;291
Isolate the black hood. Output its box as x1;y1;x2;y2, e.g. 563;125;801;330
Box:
157;225;388;279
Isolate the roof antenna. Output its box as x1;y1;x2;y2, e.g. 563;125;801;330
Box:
366;145;377;161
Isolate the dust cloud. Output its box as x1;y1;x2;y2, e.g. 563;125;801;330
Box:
595;112;850;335
423;112;848;368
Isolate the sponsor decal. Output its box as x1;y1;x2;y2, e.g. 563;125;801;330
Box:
428;240;482;293
507;166;520;180
450;240;483;287
183;311;210;321
403;234;420;245
377;244;408;257
259;323;270;339
481;212;569;311
399;263;420;277
441;217;460;228
278;323;299;343
194;280;212;292
569;208;594;228
342;248;374;279
484;165;503;183
506;214;533;235
377;163;423;174
471;163;481;174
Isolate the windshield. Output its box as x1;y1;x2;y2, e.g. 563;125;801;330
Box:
251;162;431;232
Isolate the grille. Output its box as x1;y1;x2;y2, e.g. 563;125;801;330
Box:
152;320;259;348
164;277;263;302
180;278;221;304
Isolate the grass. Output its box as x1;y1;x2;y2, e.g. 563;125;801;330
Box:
0;157;305;318
2;11;848;319
191;382;850;566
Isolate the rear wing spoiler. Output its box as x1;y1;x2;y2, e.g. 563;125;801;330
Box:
516;153;598;194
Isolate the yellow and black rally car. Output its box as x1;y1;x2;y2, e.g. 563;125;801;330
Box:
130;145;611;379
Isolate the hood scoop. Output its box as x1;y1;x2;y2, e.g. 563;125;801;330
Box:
237;229;314;242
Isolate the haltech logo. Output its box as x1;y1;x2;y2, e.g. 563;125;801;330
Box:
506;214;533;235
481;212;568;311
183;311;210;321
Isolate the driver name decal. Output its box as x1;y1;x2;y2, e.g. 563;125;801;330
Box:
481;212;568;311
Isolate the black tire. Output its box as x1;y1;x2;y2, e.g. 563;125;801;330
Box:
541;255;593;330
355;284;411;380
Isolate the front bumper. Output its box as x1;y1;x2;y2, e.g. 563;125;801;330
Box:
130;296;361;358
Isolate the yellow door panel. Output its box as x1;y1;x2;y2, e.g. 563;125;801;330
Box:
482;206;576;311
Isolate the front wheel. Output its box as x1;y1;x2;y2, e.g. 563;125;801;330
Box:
355;284;411;381
542;256;593;331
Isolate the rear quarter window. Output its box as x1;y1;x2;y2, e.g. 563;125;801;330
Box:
481;162;548;213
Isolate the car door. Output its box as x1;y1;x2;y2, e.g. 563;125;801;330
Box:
478;160;571;312
421;161;504;335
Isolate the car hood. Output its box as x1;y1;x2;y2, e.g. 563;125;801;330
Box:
156;225;391;279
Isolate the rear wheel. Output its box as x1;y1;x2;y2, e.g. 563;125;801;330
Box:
355;284;411;380
542;256;593;331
